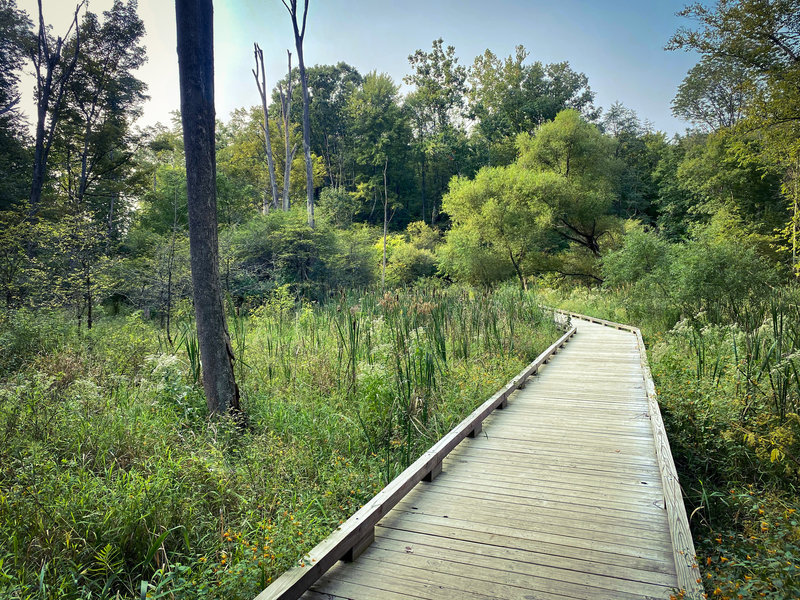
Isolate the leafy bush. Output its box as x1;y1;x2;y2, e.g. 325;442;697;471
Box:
226;210;377;301
602;221;777;326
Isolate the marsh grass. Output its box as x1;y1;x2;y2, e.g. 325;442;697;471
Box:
0;284;557;599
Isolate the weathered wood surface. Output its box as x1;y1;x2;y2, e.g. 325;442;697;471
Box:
284;316;702;599
552;309;702;596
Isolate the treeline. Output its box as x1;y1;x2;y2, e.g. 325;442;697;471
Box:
0;0;797;329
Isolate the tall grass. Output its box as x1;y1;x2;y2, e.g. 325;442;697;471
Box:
0;284;558;599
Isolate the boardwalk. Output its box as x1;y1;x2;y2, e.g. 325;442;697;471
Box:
260;315;700;600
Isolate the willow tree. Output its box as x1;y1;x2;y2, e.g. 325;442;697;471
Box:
175;0;240;414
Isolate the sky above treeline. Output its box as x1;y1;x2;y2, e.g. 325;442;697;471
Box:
20;0;700;135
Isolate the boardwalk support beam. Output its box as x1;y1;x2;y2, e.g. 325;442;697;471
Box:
342;527;373;562
422;461;442;481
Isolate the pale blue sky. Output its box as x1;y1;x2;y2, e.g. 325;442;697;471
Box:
22;0;700;135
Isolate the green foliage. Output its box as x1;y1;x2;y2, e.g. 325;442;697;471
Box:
226;210;379;300
0;0;33;211
377;222;441;288
672;56;751;131
603;219;778;327
677;130;784;241
0;287;558;598
441;163;555;287
437;226;515;287
468;45;597;157
518;110;623;263
317;187;359;228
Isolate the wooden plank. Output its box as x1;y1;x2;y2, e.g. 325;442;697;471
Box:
381;507;676;564
470;431;655;463
346;549;669;600
392;495;674;548
481;426;657;446
313;565;493;600
444;462;665;498
255;326;577;600
371;528;678;595
451;446;663;477
463;439;664;470
375;512;677;576
437;471;666;509
300;590;350;600
376;527;675;591
316;562;570;600
445;454;663;489
427;471;668;513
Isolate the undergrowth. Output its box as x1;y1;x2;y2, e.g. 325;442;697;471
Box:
0;284;559;599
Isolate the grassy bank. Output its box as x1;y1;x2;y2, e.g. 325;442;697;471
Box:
0;285;559;599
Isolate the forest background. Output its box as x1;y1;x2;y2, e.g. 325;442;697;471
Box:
1;0;800;598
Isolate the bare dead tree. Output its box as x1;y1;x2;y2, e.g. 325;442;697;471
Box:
175;0;240;415
381;158;389;293
252;43;280;213
277;50;297;212
281;0;314;228
28;0;85;213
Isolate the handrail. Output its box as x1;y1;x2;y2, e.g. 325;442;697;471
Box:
548;307;703;598
254;324;577;600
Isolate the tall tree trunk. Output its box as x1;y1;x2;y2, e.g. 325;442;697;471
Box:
299;54;314;227
252;43;280;212
283;0;314;227
420;153;427;224
85;270;92;329
175;0;240;415
166;180;179;345
508;248;526;291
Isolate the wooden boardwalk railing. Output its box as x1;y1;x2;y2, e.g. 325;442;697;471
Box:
255;311;702;600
